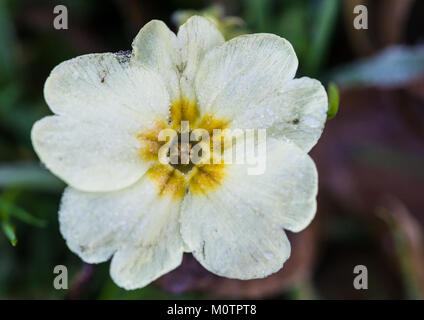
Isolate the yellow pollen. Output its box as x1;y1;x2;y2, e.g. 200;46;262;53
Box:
188;164;227;195
146;164;186;200
136;120;168;161
169;98;199;129
137;99;229;200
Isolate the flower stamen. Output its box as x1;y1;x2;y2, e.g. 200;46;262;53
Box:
137;99;229;199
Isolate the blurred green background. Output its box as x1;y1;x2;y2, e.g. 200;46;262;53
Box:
1;0;424;299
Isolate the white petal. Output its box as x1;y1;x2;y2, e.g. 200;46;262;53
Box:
195;33;298;117
44;53;170;130
40;52;171;191
132;20;181;102
32;116;148;192
177;16;224;100
59;176;184;289
194;34;327;151
232;77;328;152
110;224;182;290
224;137;319;232
180;138;317;279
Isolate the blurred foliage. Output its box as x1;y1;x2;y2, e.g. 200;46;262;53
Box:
0;0;423;300
330;45;424;88
243;0;339;75
376;203;424;300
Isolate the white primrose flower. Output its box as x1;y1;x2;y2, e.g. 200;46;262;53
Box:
31;16;328;289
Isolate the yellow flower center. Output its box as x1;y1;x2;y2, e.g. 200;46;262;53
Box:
137;99;229;200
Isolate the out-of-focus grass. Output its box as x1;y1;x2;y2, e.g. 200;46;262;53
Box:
243;0;339;75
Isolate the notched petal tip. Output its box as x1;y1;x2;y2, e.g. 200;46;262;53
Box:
191;229;292;281
132;19;179;61
132;20;172;50
194;32;300;122
109;249;184;290
131;19;181;101
178;14;224;40
224;32;299;76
